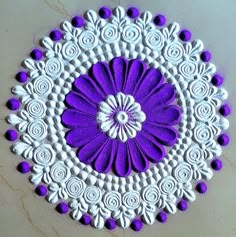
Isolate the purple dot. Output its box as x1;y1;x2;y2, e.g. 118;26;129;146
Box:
49;30;62;41
153;14;166;26
219;104;231;117
196;182;207;194
131;219;143;232
56;202;69;214
179;30;192;41
200;51;212;62
6;98;20;110
15;71;28;83
99;7;112;19
217;134;230;146
5;129;18;141
156;211;167;223
105;218;117;230
211;74;224;87
30;49;43;60
127;7;139;18
80;214;91;225
211;159;223;171
177;200;188;211
71;16;84;28
35;185;47;196
17;162;30;174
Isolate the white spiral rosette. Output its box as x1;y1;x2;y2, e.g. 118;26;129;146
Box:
6;6;230;230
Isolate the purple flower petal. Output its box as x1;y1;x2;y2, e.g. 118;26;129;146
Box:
89;62;116;95
66;127;100;148
134;68;164;102
148;105;181;126
65;91;97;115
123;59;146;94
114;142;131;177
78;134;108;164
93;140;116;173
135;132;165;163
142;83;176;110
73;75;105;103
143;123;178;146
110;57;127;92
61;109;96;128
128;139;149;172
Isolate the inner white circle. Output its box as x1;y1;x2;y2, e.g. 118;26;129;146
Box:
96;92;146;142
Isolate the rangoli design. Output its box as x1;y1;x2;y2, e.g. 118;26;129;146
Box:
5;6;230;231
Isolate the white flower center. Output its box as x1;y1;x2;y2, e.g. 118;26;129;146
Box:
96;92;146;142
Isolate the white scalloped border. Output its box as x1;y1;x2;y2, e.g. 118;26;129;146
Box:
7;6;229;229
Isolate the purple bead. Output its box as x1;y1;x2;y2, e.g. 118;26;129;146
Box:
17;162;30;174
72;16;84;28
49;30;62;41
35;185;47;196
211;159;223;171
15;71;28;83
105;218;117;230
131;219;143;232
7;98;20;110
80;214;91;225
99;7;111;19
211;74;224;87
200;51;212;62
156;211;167;223
153;14;166;26
127;7;139;18
30;49;43;60
179;30;192;41
196;182;207;194
177;200;188;211
217;134;230;146
5;129;18;141
56;202;69;214
219;104;231;117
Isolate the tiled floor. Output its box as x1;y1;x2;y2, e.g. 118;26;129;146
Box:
0;0;236;236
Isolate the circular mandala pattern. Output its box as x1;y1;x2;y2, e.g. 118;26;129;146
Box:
6;6;230;231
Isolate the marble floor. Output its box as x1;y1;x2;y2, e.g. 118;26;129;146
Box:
0;0;236;236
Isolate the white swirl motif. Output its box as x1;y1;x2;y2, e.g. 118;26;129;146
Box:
173;162;193;183
194;101;215;122
141;185;160;204
78;30;98;50
189;79;209;100
33;75;53;96
62;41;80;61
194;123;213;144
66;177;85;199
122;191;140;210
33;144;56;166
122;23;141;44
184;144;204;164
159;176;177;194
101;23;119;44
164;42;184;65
50;161;70;183
26;99;46;118
83;186;102;205
179;60;197;80
103;191;122;211
27;119;47;141
144;29;164;50
45;57;63;78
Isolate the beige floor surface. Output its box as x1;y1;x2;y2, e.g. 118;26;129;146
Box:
0;0;236;236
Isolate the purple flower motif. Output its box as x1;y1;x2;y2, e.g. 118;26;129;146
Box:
61;57;181;177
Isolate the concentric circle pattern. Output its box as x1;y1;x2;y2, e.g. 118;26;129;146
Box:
6;6;230;231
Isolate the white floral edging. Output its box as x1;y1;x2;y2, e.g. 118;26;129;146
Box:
7;6;229;229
